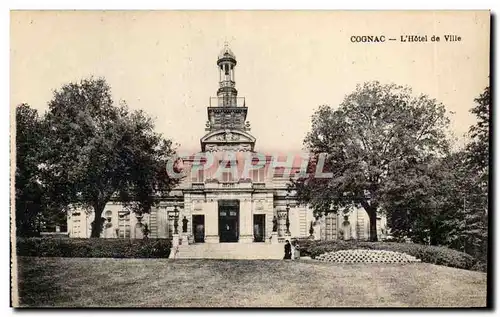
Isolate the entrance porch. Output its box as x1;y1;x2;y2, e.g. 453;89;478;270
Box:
182;197;273;245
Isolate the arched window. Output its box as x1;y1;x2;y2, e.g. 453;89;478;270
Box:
342;216;351;240
104;210;112;223
134;223;144;239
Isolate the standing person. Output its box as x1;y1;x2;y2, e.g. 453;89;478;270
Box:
284;240;292;259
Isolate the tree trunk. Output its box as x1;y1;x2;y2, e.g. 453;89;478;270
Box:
361;200;378;242
90;202;106;238
429;234;437;245
368;208;378;242
429;225;439;245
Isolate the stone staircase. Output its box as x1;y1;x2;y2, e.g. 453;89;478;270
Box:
169;242;284;260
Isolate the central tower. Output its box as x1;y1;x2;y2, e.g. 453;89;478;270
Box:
200;44;256;152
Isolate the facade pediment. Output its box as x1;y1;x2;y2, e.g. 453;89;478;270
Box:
200;129;256;152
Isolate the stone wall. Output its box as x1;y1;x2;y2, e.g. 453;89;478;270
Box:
68;202;151;239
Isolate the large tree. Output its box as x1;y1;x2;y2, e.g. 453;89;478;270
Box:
441;152;488;259
382;152;485;247
466;86;490;177
42;77;179;237
380;86;489;261
447;86;489;260
294;81;450;241
380;155;448;244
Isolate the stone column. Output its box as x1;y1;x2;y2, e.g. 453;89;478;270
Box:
267;213;275;244
205;199;219;243
271;232;279;244
266;194;274;243
239;197;253;243
183;195;192;243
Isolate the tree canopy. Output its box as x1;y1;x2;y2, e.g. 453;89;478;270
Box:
294;81;488;262
293;81;450;241
466;86;490;175
383;86;489;261
15;77;179;237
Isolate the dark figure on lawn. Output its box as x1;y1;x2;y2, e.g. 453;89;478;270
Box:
284;240;292;260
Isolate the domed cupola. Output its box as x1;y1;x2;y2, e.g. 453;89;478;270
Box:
217;43;237;64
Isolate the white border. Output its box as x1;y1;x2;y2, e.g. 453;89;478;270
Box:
3;0;499;10
2;1;498;316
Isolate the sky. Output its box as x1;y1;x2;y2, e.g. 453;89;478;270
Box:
10;11;490;154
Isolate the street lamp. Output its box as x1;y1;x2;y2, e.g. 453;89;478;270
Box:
285;193;290;234
173;205;179;235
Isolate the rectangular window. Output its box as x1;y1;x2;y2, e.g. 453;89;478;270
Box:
274;167;285;178
191;167;204;182
325;214;336;240
222;171;232;182
118;211;131;238
252;169;258;181
252;168;265;182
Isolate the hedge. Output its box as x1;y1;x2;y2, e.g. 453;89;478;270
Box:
16;237;171;258
296;239;484;272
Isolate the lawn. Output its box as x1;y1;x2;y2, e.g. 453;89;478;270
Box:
15;257;487;307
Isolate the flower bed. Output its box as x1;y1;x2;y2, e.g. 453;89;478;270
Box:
316;249;421;263
297;239;482;271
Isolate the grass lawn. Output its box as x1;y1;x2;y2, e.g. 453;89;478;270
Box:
15;257;487;307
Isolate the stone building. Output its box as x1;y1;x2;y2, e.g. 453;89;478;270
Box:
67;45;387;256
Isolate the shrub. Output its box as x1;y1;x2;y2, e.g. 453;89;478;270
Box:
471;261;487;272
15;237;171;258
298;240;482;271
